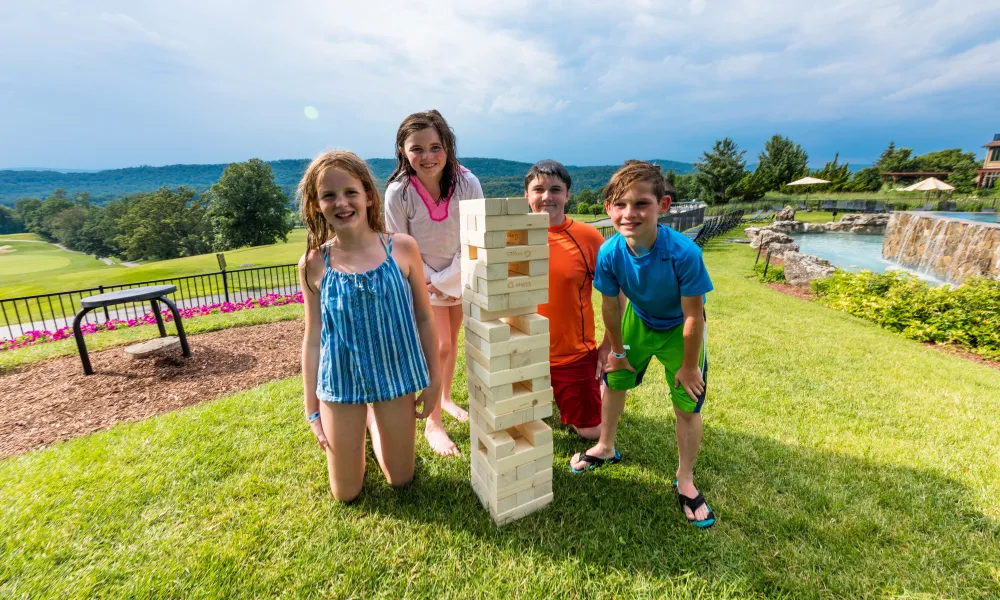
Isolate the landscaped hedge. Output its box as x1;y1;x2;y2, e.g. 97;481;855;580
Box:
812;271;1000;359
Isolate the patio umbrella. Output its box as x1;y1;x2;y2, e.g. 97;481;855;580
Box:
787;176;831;186
902;177;954;192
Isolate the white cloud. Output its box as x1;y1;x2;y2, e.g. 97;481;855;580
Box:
604;101;638;114
1;0;999;168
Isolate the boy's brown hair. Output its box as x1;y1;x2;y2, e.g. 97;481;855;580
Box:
298;150;386;253
603;160;676;205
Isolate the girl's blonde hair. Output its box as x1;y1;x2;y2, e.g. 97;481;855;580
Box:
298;150;386;253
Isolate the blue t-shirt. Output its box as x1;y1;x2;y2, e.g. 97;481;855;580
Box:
594;224;714;330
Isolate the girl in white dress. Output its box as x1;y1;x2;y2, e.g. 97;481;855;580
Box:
385;110;484;457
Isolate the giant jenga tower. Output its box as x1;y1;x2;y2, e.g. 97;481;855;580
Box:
459;197;554;525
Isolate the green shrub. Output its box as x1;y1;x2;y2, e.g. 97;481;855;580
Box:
812;271;1000;359
754;260;786;283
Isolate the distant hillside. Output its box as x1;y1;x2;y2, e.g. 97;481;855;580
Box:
0;157;695;206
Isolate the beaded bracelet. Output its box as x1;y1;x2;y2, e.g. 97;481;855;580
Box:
307;411;321;423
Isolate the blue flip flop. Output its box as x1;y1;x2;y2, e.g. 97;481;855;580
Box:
569;449;622;474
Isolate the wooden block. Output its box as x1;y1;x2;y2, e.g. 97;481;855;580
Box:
516;488;534;506
463;244;549;265
464;341;511;372
508;289;548;309
490;383;553;415
534;454;553;473
516;420;553;447
506;229;548;246
516;461;536;481
501;313;549;336
461;229;508;249
505;198;530;215
525;376;551;392
510;346;548;369
533;402;553;420
474;213;549;232
460;198;508;216
508;260;549;276
124;336;180;358
466;329;549;359
532;479;553;499
493;492;554;526
470;395;534;431
476;275;548;296
495;432;553;472
471;359;549;388
472;421;516;459
474;444;553;503
463;260;509;281
466;302;537;322
463;287;508;312
462;315;510;343
466;372;514;402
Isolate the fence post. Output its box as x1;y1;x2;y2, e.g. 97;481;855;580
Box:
754;245;764;266
98;285;111;321
217;253;230;303
762;249;773;279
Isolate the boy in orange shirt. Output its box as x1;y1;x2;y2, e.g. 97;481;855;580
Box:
525;160;611;440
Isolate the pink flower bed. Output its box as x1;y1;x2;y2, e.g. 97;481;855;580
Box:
0;292;303;353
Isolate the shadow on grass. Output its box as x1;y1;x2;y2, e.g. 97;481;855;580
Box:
351;412;1000;598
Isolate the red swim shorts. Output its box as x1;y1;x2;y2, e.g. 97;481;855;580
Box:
550;348;602;429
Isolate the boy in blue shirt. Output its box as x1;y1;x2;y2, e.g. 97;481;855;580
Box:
569;160;716;528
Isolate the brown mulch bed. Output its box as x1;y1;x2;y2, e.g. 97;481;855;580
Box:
766;282;816;301
0;320;303;459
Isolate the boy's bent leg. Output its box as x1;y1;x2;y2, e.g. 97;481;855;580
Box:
320;401;368;502
370;394;417;488
552;349;603;440
570;386;627;470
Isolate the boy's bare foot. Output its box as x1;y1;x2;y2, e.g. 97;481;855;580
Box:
676;479;711;522
440;398;469;422
424;420;460;457
569;443;617;471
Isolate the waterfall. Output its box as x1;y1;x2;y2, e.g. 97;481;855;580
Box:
882;212;1000;284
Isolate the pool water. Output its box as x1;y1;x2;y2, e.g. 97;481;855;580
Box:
790;232;947;285
927;211;998;224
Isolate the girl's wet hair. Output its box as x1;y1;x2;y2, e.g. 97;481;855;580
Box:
388;110;464;199
297;150;385;290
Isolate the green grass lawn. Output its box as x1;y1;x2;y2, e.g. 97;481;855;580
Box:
0;229;309;299
2;236;999;598
0;239;116;289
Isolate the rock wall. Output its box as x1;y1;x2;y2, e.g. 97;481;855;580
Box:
882;212;1000;283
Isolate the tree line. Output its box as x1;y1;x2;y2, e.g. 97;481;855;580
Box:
5;159;294;261
687;136;982;205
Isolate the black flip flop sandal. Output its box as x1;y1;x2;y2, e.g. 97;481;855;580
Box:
677;492;716;528
569;449;622;474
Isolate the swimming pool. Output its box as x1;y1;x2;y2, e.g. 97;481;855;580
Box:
927;211;998;224
790;232;947;285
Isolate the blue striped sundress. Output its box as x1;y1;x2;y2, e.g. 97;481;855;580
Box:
316;233;431;404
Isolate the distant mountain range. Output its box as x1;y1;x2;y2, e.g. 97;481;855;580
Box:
0;157;696;206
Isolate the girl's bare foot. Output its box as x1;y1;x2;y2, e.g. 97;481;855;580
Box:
424;420;460;457
440;397;469;422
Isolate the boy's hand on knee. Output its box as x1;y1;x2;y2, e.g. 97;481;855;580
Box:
595;345;611;379
605;354;636;374
675;365;705;400
309;419;329;451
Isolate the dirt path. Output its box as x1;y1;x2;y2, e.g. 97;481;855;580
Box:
0;320;303;459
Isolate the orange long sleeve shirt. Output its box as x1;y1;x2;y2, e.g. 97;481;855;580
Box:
537;218;607;367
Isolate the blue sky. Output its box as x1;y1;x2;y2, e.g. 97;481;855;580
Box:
2;1;999;170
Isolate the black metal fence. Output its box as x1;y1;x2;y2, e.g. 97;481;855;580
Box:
1;263;299;340
596;204;706;239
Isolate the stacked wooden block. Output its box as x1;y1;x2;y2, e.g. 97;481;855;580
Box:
460;197;554;525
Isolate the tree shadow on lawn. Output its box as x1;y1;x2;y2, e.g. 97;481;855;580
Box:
354;414;1000;599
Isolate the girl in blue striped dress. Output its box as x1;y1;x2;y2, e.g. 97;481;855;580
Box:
298;150;441;502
